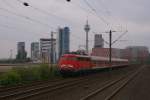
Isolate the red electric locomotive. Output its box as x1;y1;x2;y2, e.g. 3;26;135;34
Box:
58;54;128;74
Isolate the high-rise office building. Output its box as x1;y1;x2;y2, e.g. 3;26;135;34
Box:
57;27;70;59
31;42;39;62
16;42;27;60
94;34;104;48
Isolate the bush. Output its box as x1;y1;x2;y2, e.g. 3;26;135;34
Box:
39;64;50;79
0;70;21;86
0;64;61;86
39;64;61;79
51;65;61;77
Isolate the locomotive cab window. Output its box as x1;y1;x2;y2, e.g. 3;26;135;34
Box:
61;57;77;61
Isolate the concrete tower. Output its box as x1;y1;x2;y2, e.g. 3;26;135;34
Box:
84;20;90;54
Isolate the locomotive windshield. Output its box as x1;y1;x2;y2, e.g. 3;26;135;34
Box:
60;56;91;62
61;57;77;61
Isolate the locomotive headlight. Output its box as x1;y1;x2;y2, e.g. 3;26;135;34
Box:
68;65;74;68
60;64;73;68
60;64;66;68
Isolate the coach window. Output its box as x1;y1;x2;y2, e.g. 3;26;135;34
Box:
95;61;98;65
86;58;91;61
98;61;102;64
93;60;96;64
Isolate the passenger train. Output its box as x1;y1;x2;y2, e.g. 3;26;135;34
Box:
58;54;129;74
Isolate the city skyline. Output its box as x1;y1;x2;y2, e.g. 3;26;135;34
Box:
0;0;150;58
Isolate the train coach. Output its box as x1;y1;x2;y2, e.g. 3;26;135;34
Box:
58;54;129;74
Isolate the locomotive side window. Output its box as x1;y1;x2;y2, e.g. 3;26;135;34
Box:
77;57;91;61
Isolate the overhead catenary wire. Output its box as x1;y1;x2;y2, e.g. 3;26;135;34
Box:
16;0;91;42
97;0;127;32
2;0;94;30
83;0;109;25
1;0;16;9
111;30;128;45
0;24;19;31
0;8;84;45
0;13;41;27
64;0;111;27
0;13;50;36
83;0;127;33
0;0;56;32
89;38;109;46
97;0;110;15
65;0;109;26
16;0;74;25
0;7;52;28
0;0;110;51
0;24;46;36
3;0;89;39
71;1;112;48
2;0;105;41
0;14;21;21
87;0;128;48
0;0;89;53
2;0;60;29
70;1;97;17
69;1;110;49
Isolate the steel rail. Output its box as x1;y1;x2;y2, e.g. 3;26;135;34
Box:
0;79;85;99
0;78;62;93
15;76;103;100
0;73;102;100
104;67;143;100
80;67;142;100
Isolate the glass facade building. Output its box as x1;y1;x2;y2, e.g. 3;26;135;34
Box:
16;42;27;60
57;27;70;59
31;42;39;62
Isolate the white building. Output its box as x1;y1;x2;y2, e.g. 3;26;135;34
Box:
40;38;56;63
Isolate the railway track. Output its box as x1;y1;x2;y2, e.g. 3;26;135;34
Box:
0;72;106;100
80;66;143;100
0;63;41;66
0;66;140;100
0;78;63;96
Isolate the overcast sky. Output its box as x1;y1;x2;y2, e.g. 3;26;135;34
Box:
0;0;150;59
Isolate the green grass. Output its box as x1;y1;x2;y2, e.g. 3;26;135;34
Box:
0;64;61;86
